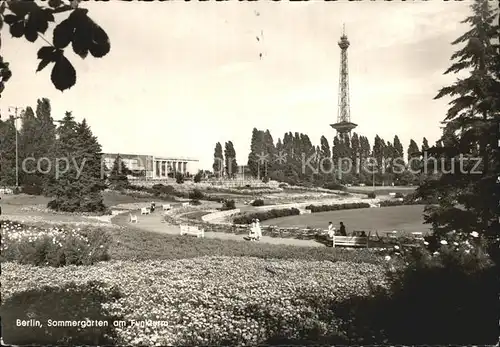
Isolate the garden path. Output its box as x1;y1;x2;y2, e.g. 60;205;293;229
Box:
111;211;325;248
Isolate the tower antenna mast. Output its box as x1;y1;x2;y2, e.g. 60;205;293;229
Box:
330;24;357;141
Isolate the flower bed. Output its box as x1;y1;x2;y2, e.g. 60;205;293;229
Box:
305;202;370;213
1;257;387;345
20;204;112;216
0;221;111;266
0;214;119;228
205;186;282;195
284;185;345;194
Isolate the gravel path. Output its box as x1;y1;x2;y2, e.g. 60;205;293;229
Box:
112;211;325;248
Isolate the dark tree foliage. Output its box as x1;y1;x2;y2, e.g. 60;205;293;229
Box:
319;135;332;174
212;142;223;178
247;128;260;178
108;154;130;190
0;0;111;95
407;139;420;172
0;116;17;186
416;0;499;261
46;112;106;212
243;125;425;187
193;170;202;183
224;141;237;178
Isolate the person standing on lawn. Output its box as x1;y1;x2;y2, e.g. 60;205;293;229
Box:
255;219;262;240
248;219;257;240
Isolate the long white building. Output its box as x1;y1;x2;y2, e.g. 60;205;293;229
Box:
102;153;199;180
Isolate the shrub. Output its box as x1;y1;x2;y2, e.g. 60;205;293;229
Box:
47;195;107;213
334;234;498;345
233;208;300;224
221;199;236;211
305;202;370;213
193;172;202;183
394;192;404;199
251;199;265;207
367;191;376;198
188;189;204;200
0;280;122;345
379;200;404;207
278;183;288;188
205;195;224;203
262;176;270;183
323;182;345;191
21;175;45;196
190;199;202;206
175;173;184;184
0;221;111;267
21;183;44;196
151;184;176;196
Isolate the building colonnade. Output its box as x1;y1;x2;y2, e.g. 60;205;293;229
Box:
154;159;188;178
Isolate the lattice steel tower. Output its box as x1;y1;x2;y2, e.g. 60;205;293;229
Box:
330;24;357;141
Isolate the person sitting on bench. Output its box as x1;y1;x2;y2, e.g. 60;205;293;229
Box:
327;221;335;238
338;222;347;236
359;231;366;237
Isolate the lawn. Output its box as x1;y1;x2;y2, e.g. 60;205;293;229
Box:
262;205;430;235
107;224;384;263
102;190;176;206
0;191;172;214
182;211;212;220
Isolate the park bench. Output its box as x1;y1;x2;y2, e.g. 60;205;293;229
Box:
129;213;138;223
181;202;189;208
141;207;151;215
162;204;171;211
331;235;369;248
326;231;370;248
179;224;205;238
411;232;424;240
384;230;398;239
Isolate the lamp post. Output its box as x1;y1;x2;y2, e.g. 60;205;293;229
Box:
372;164;375;190
7;106;23;190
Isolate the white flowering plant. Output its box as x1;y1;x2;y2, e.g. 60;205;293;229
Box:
0;221;111;267
381;229;493;268
369;230;497;344
1;257;387;346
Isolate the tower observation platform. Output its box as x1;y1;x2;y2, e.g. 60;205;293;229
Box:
330;24;357;140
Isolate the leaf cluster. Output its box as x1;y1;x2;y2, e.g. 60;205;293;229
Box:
0;0;110;93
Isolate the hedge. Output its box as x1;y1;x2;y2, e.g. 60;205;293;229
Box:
305;202;370;213
233;208;300;225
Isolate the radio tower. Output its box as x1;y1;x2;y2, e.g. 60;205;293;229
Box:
330;24;357;141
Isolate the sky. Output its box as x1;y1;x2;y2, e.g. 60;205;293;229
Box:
1;0;473;170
